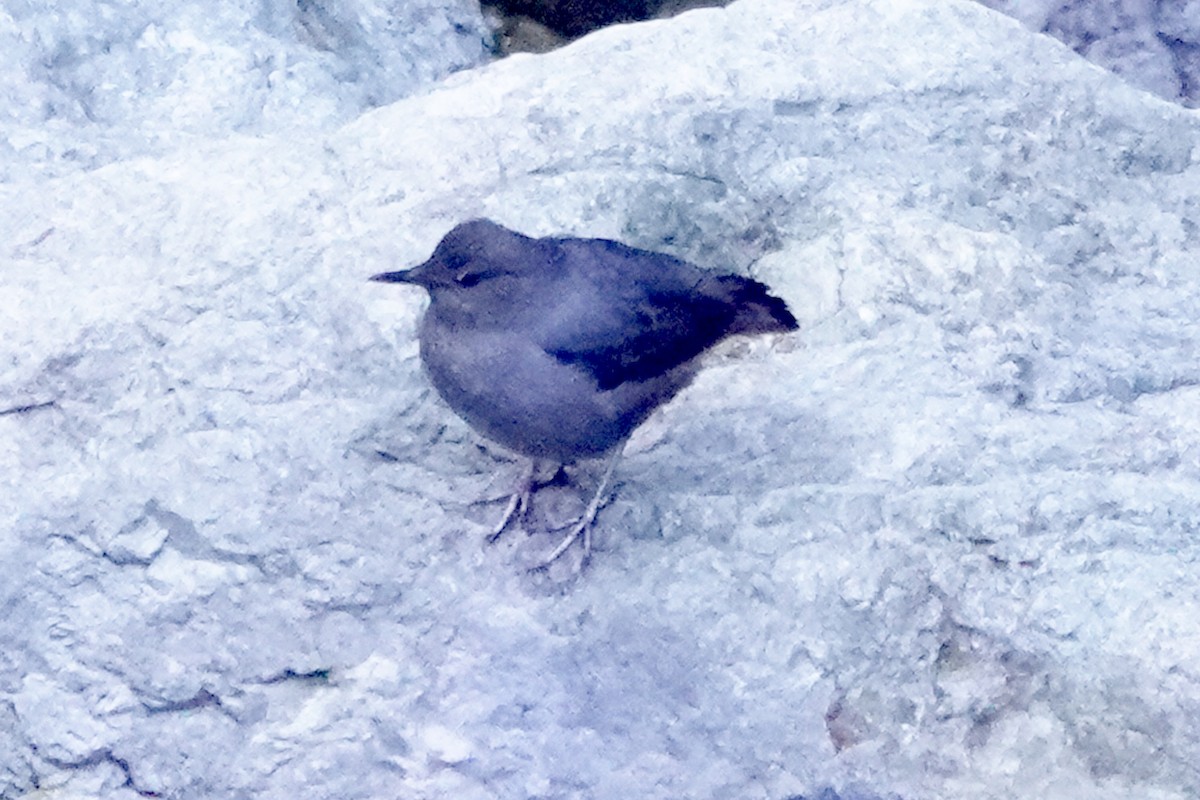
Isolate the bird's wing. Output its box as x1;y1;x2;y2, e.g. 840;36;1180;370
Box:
536;238;738;391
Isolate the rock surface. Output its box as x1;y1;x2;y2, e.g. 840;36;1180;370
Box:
981;0;1200;106
3;1;1200;798
0;0;493;181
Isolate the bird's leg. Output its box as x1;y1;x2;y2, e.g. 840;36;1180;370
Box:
488;459;542;542
537;441;626;568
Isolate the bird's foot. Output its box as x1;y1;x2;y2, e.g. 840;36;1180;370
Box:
487;460;560;543
534;497;603;569
531;442;626;571
487;486;530;543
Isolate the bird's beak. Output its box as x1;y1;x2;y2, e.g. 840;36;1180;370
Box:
369;268;417;283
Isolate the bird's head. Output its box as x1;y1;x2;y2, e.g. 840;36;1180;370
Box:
370;219;534;295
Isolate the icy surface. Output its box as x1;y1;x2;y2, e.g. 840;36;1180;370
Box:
0;0;492;181
3;0;1200;798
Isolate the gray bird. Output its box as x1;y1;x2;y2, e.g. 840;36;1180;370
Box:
372;219;797;566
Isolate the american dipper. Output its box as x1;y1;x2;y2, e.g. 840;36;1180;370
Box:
372;219;797;566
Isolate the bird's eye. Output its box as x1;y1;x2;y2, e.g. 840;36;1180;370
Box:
456;271;484;287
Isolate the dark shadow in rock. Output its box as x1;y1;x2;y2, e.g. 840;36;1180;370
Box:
484;0;730;53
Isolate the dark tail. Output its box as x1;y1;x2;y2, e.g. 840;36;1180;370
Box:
703;274;798;336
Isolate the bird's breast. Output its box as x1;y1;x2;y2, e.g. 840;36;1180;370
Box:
416;314;655;460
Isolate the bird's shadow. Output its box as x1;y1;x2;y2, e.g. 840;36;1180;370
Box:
360;385;851;580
